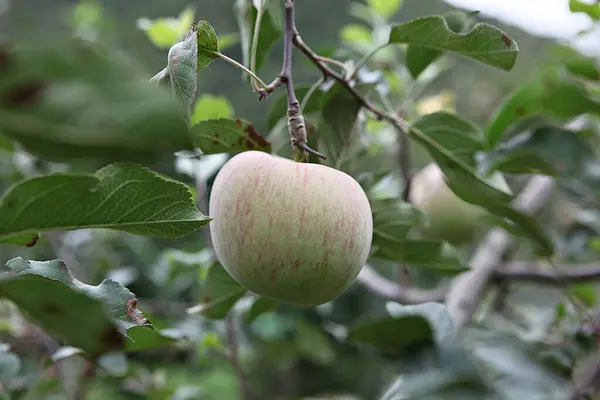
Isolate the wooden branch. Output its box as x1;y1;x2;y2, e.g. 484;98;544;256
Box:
445;175;555;332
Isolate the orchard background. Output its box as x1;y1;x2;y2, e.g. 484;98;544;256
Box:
0;0;600;399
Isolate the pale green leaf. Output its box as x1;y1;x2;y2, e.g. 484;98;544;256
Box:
366;0;403;19
191;95;234;125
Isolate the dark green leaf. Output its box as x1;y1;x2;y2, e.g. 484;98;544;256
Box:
410;112;484;167
317;83;371;168
125;326;179;352
191;118;271;154
193;264;246;320
410;118;554;255
390;16;518;71
372;238;468;274
371;198;426;246
486;67;600;148
235;0;283;73
0;258;125;354
569;0;600;20
196;20;220;72
406;11;472;78
348;315;434;355
385;302;455;345
0;163;210;245
246;297;279;323
167;28;198;116
490;126;595;179
0;41;191;162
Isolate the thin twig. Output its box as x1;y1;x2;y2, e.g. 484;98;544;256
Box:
445;175;555;332
226;315;251;400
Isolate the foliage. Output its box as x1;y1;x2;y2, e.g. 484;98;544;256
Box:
0;0;599;399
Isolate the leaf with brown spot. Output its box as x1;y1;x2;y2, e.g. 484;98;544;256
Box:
0;257;169;355
191;118;271;154
389;16;519;71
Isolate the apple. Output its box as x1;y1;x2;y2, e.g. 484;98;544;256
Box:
208;151;373;306
409;162;511;245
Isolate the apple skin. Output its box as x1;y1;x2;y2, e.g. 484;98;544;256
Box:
409;162;511;245
208;151;373;306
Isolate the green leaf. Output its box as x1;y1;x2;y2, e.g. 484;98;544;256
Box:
385;302;455;345
235;0;283;73
317;83;371;169
486;67;600;148
348;314;434;355
490;126;595;179
267;84;324;130
125;326;179;352
371;198;426;246
0;163;210;245
372;238;469;274
406;11;472;78
409;112;484;167
191;95;234;125
246;297;279;323
550;45;600;81
196;20;220;73
380;345;488;400
0;41;192;162
340;24;372;44
410;118;554;256
0;258;126;354
390;16;518;71
138;7;196;49
193;264;247;320
366;0;403;19
0;344;21;384
295;319;335;365
570;0;600;20
191;118;271;154
167;27;198;117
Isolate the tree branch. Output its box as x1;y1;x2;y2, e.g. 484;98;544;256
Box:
358;258;600;304
358;264;447;303
445;175;555;332
226;315;251;400
277;0;324;161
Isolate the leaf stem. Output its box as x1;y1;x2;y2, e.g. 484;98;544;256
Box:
348;42;389;81
211;51;269;89
249;0;267;91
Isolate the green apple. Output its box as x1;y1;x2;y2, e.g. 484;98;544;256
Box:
209;151;373;306
409;162;511;245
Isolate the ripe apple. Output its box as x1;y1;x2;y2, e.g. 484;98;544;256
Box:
409;162;511;245
208;151;373;306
